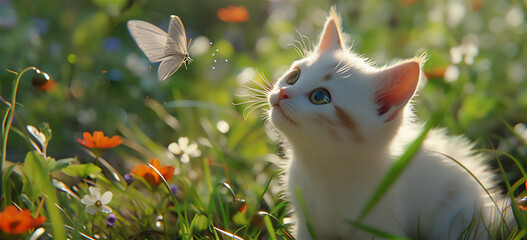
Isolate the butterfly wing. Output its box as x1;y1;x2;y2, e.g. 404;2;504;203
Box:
127;20;168;63
158;55;185;81
166;15;188;57
157;15;190;81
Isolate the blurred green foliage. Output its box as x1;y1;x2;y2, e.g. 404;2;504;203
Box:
1;0;527;238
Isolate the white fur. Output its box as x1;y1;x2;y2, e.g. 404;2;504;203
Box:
266;9;510;240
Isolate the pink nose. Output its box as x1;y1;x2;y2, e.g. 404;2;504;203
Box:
279;88;290;101
271;88;291;107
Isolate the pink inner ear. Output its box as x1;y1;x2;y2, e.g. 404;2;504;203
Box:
376;61;420;118
318;18;342;52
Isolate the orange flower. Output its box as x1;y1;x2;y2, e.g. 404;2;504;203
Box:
0;206;46;234
424;67;446;80
32;70;56;92
517;181;527;211
217;6;249;23
518;197;527;211
130;158;175;186
234;197;247;213
399;0;419;6
78;131;122;149
34;79;57;91
77;131;122;157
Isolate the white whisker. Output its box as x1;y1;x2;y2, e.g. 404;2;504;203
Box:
242;102;269;119
295;29;311;56
234;98;267;105
240;85;269;96
236;95;267;102
255;70;274;91
290;43;304;58
235;68;274;119
244;83;270;95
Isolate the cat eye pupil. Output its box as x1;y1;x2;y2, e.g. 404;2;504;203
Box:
309;88;331;105
286;68;301;85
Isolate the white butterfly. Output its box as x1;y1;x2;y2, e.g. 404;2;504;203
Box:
127;15;192;81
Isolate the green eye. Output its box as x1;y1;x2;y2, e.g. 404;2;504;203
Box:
285;67;300;85
309;88;331;105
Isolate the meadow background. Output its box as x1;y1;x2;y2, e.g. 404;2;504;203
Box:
1;0;526;239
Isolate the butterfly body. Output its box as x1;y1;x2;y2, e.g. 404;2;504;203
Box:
128;15;191;81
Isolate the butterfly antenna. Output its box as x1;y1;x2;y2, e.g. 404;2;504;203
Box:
185;38;194;70
188;38;194;51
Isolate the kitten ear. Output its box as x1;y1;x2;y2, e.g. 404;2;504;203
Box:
317;8;344;53
375;60;422;122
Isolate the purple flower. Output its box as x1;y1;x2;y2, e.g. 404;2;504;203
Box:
106;213;117;227
124;174;134;185
32;17;49;35
103;37;121;52
170;184;178;195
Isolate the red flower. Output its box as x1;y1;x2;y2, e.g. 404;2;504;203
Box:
217;6;249;23
0;206;46;234
77;131;122;149
130;158;175;186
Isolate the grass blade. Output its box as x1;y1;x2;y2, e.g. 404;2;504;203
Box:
263;214;278;240
1;67;37;198
295;187;318;240
357;120;433;222
348;220;411;240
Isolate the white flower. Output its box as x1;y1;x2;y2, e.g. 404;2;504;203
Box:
514;123;527;143
168;137;201;163
81;187;113;215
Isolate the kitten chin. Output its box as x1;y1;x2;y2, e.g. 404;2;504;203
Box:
266;7;512;240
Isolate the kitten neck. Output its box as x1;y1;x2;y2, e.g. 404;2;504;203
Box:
289;134;391;168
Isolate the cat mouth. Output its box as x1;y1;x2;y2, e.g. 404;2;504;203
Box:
273;105;297;125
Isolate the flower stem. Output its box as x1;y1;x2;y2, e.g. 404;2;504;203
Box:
1;66;37;199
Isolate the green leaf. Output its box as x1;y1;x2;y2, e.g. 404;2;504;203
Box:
1;163;18;207
62;163;102;178
27;125;47;151
24;151;66;239
51;158;77;172
38;122;52;143
23;151;46;198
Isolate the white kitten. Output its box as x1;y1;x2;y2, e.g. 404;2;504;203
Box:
266;8;511;239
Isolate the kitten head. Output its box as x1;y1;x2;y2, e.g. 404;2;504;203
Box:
267;8;424;150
